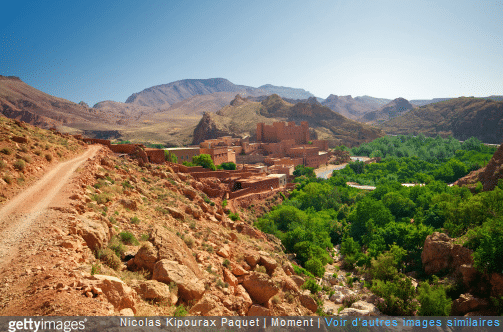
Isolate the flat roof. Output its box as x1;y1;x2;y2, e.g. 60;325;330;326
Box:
267;174;286;178
164;147;200;151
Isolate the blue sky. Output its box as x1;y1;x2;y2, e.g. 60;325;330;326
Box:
1;0;502;106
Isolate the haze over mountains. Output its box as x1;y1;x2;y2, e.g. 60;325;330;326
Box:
1;74;502;146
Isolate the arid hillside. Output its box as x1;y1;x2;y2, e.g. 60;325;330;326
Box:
380;97;503;143
0;76;110;130
0;117;334;316
192;94;384;147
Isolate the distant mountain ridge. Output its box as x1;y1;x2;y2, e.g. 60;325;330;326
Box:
380;97;503;144
258;84;315;100
361;97;416;123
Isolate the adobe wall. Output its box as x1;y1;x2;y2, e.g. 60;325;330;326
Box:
145;148;165;164
229;178;280;199
165;148;200;164
236;154;266;164
109;144;138;154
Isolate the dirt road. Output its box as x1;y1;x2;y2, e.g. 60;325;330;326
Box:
0;145;101;269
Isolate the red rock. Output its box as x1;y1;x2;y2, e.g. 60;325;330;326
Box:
247;304;270;316
152;260;205;302
242;272;280;305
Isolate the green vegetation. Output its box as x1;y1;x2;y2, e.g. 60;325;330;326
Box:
218;162;236;170
183;154;216;171
255;135;502;316
164;151;178;163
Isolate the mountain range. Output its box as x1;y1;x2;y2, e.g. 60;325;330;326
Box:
1;75;502;145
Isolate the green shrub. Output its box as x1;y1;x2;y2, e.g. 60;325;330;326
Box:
131;216;140;224
97;248;122;270
302;278;321;294
45;153;53;161
371;277;418;316
108;236;126;258
417;282;452;316
3;174;13;184
229;212;240;221
173;305;188;317
465;217;503;273
1;147;12;155
119;231;139;245
305;258;325;277
14;159;25;171
222;199;228;208
222;259;231;268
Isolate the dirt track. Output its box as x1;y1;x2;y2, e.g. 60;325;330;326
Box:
0;145;101;269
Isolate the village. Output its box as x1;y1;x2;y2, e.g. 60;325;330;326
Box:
82;121;336;201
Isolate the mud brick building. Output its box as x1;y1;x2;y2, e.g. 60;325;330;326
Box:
257;121;310;144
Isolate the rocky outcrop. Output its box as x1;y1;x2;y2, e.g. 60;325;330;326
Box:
152;260;205;302
192;112;233;145
70;216;111;251
421;232;473;275
454;142;503;191
130;280;178;304
149;225;202;277
241;272;280;305
451;293;489;315
339;301;381;316
89;275;137;313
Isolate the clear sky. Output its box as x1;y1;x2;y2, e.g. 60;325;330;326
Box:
1;0;502;106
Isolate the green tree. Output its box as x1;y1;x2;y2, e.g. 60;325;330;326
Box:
164;151;178;163
192;154;216;171
293;165;315;178
219;162;236;170
417;282;452;316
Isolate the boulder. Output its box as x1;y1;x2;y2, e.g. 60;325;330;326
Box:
300;294;318;313
131;280;177;304
247;304;270;316
234;285;253;315
150;225;202;277
459;264;480;288
223;268;238;287
230;262;247;276
421;232;453;275
421;232;473;275
91;275;137;313
242;272;280;305
11;136;28;144
183;188;198;200
166;207;184;220
119;199;138;211
347;301;381;316
451;293;489;315
244;251;260;268
259;254;278;274
152;260;205;302
217;244;231;258
290;275;305;288
73;217;110;251
128;242;158;272
189;294;232;316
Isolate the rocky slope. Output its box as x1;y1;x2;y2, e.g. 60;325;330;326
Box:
360;97;416;123
380;97;503;143
192;95;384;147
0;76;107;130
454;141;503;191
